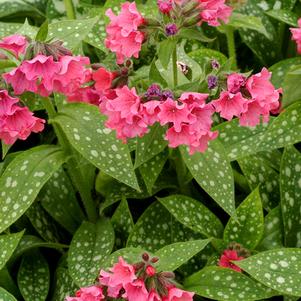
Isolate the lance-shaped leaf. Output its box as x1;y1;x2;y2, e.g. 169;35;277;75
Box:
280;146;301;247
236;249;301;296
127;202;202;252
134;123;168;168
48;17;98;51
282;65;301;108
0;231;24;270
0;287;17;301
238;155;279;210
188;48;227;67
257;206;284;251
155;239;211;272
266;9;298;27
0;145;67;233
159;195;223;238
180;140;236;217
18;250;50;301
68;219;115;286
184;266;276;301
52;103;139;190
224;188;264;250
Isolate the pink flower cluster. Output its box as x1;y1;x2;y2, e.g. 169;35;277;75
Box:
105;2;145;64
66;256;194;301
0;34;27;58
290;19;301;54
218;249;244;273
213;68;281;127
0;90;45;145
100;85;217;154
199;0;232;26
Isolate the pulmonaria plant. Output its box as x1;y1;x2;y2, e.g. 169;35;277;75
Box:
66;255;194;301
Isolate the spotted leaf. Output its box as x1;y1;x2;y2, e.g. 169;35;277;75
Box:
68;219;115;287
17;250;50;301
280;146;301;247
238;155;279;210
53;103;139;190
159;195;224;238
155;239;211;272
224;188;264;250
127;202;202;252
184;266;276;301
48;17;98;51
0;287;17;301
266;9;298;27
235;249;301;296
0;145;67;233
0;231;24;270
180;140;236;217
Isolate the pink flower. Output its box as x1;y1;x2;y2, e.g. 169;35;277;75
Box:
143;100;161;125
0;90;18;117
0;34;27;58
124;279;149;301
165;125;194;148
163;287;194;301
105;2;145;64
218;250;244;272
53;55;90;94
65;285;104;301
67;87;101;106
213;91;248;120
157;0;173;14
189;131;218;154
148;290;162;301
0;103;45;145
158;98;192;132
227;73;246;94
199;0;232;26
290;19;301;54
179;92;208;106
92;67;115;93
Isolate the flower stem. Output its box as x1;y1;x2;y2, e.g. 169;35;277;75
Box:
172;44;178;88
63;0;76;20
42;98;97;222
225;26;237;70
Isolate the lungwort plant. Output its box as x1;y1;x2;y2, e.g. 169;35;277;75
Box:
0;0;301;300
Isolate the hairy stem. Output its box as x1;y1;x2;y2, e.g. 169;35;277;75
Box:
225;26;237;69
172;44;178;88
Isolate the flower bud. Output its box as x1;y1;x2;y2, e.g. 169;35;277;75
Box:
146;265;157;277
165;24;179;36
208;75;218;90
151;256;160;263
142;252;150;262
157;0;173;14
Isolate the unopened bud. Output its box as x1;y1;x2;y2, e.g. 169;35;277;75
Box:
165;24;179;36
142;253;150;262
161;271;175;279
146;265;157;277
151;256;159;263
157;0;173;14
133;262;145;271
208;75;218;90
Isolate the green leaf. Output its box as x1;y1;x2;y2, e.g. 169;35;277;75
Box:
0;22;22;38
51;267;78;301
127;202;201;252
155;239;211;272
270;57;301;89
282;65;301;107
16;19;38;39
280;146;301;247
188;48;227;67
180;140;236;217
238;155;280;210
18;250;50;301
266;9;298;27
26;202;60;242
134;123;168;168
2;141;12;159
0;0;40;18
68;219;115;286
149;59;168;87
257;206;284;251
139;148;168;194
40;168;85;234
228;12;270;38
111;198;134;248
178;28;215;42
236;249;301;296
158;39;177;69
53;103;139;190
184;266;276;301
0;287;17;301
35;20;49;42
0;267;21;300
0;231;24;270
48;17;98;51
159;195;224;238
224;188;264;249
0;145;67;233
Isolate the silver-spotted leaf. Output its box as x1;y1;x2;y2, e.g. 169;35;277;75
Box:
0;287;17;301
68;219;115;286
224;188;264;249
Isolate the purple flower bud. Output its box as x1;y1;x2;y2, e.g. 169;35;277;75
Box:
211;59;220;69
165;24;178;36
145;84;162;99
208;75;218;90
161;89;174;100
